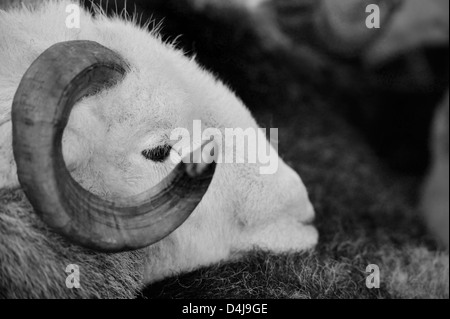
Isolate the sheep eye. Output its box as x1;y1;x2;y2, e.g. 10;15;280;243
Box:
142;145;172;162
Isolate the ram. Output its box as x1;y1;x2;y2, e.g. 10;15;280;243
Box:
0;0;318;298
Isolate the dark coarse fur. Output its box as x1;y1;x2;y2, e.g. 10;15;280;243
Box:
0;189;146;298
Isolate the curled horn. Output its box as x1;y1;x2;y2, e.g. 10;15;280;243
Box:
12;41;216;252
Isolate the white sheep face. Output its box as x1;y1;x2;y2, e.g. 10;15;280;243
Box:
0;1;317;283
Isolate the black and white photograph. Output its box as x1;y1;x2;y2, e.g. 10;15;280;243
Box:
0;0;448;302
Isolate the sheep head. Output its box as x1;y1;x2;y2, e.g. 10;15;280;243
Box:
0;1;317;296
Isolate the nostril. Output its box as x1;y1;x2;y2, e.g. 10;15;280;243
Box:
299;198;316;225
302;211;315;226
282;184;316;224
277;162;316;224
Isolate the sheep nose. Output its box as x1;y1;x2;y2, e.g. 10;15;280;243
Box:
278;162;316;225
